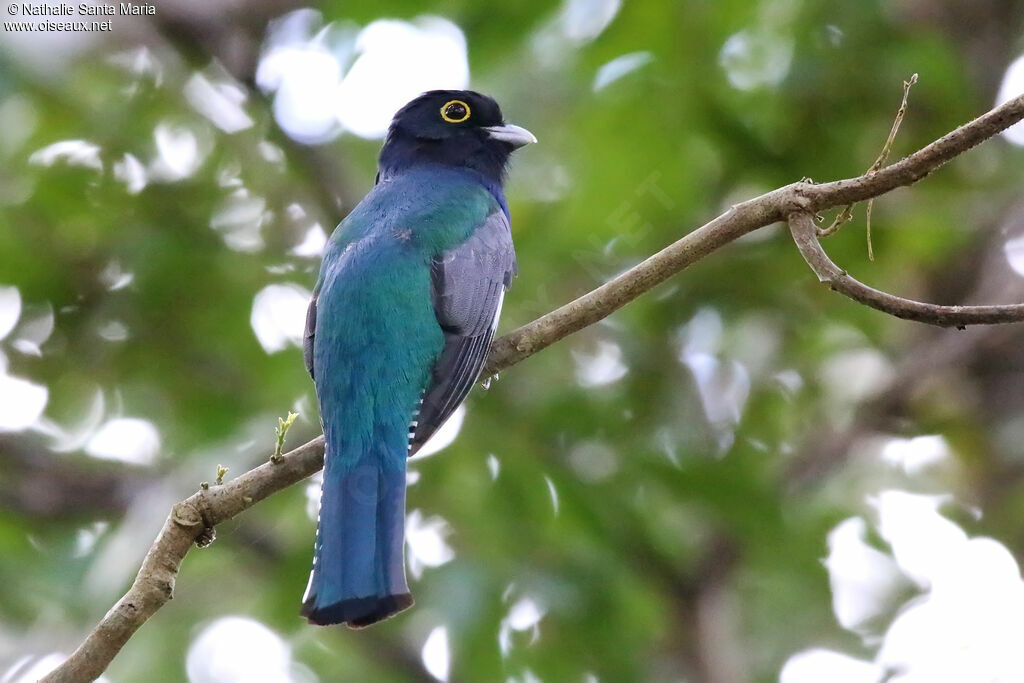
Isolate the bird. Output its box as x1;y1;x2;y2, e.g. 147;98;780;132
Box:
300;90;535;627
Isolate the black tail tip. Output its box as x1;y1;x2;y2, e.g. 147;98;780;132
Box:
301;593;414;628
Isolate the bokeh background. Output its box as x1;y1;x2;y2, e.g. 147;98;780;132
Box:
3;1;1024;681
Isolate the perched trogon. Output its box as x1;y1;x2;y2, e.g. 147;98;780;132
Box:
300;90;535;627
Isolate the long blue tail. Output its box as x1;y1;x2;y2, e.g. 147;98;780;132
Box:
300;453;412;627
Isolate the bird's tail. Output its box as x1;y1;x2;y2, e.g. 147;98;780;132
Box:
300;453;413;628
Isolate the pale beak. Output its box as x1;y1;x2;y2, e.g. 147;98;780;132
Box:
483;123;537;148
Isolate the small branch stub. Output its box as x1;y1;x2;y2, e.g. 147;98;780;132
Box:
194;527;216;549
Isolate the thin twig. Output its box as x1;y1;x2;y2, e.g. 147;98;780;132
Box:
866;73;919;260
789;211;1024;326
43;91;1024;683
818;73;919;252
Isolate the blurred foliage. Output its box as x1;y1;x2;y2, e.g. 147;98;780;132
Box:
2;0;1024;681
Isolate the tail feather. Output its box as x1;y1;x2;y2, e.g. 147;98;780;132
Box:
301;459;412;627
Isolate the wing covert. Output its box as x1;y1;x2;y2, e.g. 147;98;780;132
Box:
303;293;318;379
410;210;516;455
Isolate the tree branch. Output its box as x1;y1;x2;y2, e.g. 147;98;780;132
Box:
788;211;1024;326
43;436;327;683
484;92;1024;374
45;93;1024;683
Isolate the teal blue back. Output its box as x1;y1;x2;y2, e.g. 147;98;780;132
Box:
312;166;498;472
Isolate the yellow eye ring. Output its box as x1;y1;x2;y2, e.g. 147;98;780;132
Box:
440;99;471;123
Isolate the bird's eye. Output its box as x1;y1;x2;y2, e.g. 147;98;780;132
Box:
440;100;471;123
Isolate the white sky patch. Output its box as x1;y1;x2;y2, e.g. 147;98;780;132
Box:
996;54;1024;146
107;46;163;88
290;223;328;258
499;595;547;657
789;497;1024;679
678;310;752;440
149;123;208;182
256;10;341;92
878;536;1024;681
1003;234;1024;277
99;260;134;291
211;190;267;252
0;285;22;341
573;340;628;387
880;435;952;476
184;71;254;134
873;490;965;590
411;404;465;459
73;521;110;558
508;596;545;631
824;517;907;634
405;509;456;580
780;649;881;683
0;372;48;432
270;46;346;143
256;10;354;144
186;616;295;683
28;139;103;170
545;475;559;515
421;625;451;682
113;153;147;195
656;426;680;467
259;141;286;164
681;307;723;356
593;51;653;91
719;28;793;91
568;440;619;483
250;283;310;353
97;320;129;342
16;303;52;343
819;348;892;405
257;11;469;142
85;417;160;465
683;354;750;435
774;368;804;395
531;0;620;68
731;314;782;375
335;17;469;139
217;162;243;188
561;0;621;44
12;301;54;356
286;203;306;221
33;386;105;453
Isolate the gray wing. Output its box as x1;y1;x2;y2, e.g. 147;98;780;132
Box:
410;209;517;455
303;293;317;379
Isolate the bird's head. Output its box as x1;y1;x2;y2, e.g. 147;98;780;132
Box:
377;90;536;184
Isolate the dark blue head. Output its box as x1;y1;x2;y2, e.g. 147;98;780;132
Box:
377;90;536;185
